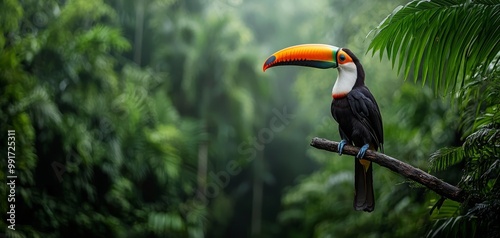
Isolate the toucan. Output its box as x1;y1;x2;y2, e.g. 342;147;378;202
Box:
263;44;383;212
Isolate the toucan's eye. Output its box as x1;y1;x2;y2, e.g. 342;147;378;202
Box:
339;54;346;62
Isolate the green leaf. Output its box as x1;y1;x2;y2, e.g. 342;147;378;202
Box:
429;147;465;172
368;0;500;95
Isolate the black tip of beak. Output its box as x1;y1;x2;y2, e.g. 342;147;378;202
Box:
263;55;276;71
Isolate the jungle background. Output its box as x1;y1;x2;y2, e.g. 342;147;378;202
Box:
1;0;498;237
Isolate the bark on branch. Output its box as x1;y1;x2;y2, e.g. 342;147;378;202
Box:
310;137;466;203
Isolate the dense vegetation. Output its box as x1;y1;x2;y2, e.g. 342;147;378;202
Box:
1;0;498;237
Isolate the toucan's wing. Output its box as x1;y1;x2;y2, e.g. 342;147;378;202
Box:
347;86;384;151
338;127;352;144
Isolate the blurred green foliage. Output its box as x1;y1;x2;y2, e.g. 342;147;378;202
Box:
0;0;498;237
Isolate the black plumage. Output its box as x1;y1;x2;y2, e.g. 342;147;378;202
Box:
331;49;383;212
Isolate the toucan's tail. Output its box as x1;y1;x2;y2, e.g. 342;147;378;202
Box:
354;159;374;212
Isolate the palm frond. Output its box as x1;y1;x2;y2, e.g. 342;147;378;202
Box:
429;199;461;220
459;123;500;195
464;201;500;237
426;215;478;238
463;125;500;159
7;86;62;129
427;198;479;238
458;64;500;136
429;146;465;172
368;0;500;94
147;212;185;235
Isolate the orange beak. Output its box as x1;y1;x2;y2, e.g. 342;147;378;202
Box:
263;44;340;72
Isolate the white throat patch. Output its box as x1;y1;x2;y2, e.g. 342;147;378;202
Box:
332;62;357;97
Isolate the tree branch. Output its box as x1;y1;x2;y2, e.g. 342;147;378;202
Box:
310;137;466;203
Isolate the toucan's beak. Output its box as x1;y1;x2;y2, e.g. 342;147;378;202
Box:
263;44;339;72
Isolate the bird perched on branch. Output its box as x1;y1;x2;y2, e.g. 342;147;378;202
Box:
263;44;383;212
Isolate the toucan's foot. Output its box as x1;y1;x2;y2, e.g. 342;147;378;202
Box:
338;140;347;155
357;144;369;159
